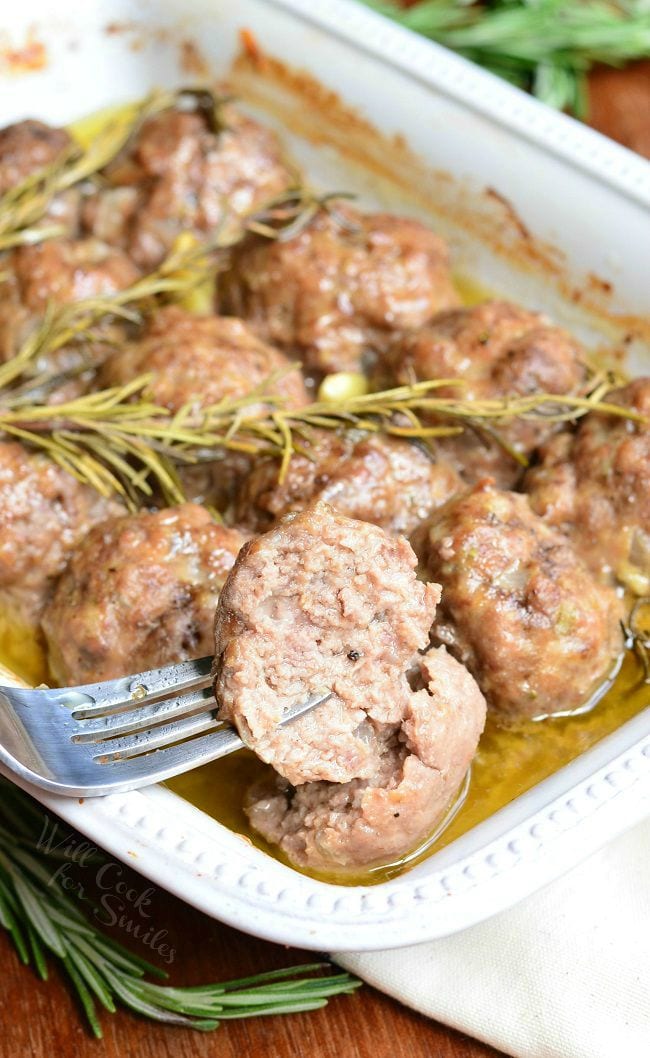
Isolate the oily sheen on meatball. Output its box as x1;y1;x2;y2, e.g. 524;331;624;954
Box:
245;646;486;872
0;441;121;626
524;378;650;592
42;504;247;683
416;483;623;720
234;429;463;536
82;104;294;269
222;204;459;375
382;300;588;486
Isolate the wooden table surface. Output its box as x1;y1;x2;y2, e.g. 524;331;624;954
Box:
3;65;649;1058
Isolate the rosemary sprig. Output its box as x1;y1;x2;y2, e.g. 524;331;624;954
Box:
0;185;337;399
361;1;650;118
0;373;644;505
0;89;178;252
0;778;359;1038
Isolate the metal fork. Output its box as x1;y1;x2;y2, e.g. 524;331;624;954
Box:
0;657;331;798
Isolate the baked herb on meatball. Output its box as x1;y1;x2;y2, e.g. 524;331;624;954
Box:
235;429;462;535
246;646;486;872
213;501;485;870
82;103;295;269
42;504;247;684
381;300;588;486
222;203;459;375
416;483;623;720
524;378;650;593
0;441;122;627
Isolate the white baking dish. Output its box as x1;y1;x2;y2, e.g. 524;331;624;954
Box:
1;0;649;951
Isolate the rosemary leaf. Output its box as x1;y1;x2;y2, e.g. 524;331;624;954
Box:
0;777;360;1037
360;0;650;115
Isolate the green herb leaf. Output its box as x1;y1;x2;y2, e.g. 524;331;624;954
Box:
0;777;360;1037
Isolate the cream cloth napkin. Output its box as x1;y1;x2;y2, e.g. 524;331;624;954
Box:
335;818;650;1058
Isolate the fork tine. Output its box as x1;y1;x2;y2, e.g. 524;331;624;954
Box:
60;656;213;720
72;685;214;741
93;710;222;762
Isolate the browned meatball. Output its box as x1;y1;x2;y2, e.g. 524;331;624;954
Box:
0;119;79;233
0;238;140;397
524;379;650;591
83;104;294;269
235;429;463;535
42;504;247;684
100;305;309;413
382;301;588;486
416;483;623;720
222;204;459;375
0;441;121;626
245;646;486;872
100;305;309;511
213;502;442;786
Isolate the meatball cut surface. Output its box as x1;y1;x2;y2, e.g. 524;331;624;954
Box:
235;429;463;535
0;441;121;626
43;505;247;684
82;104;294;269
524;379;650;592
417;483;623;720
213;502;442;787
246;646;486;872
100;305;309;413
223;204;459;375
382;301;587;485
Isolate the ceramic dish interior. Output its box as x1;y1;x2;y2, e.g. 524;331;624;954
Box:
0;0;648;950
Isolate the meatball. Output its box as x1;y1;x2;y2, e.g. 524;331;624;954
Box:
416;483;623;720
381;301;588;486
222;204;459;375
83;104;294;269
100;305;309;511
213;502;442;787
100;305;309;413
0;441;121;626
42;504;247;684
524;379;650;592
0;119;79;233
235;429;462;535
0;238;140;397
245;646;486;872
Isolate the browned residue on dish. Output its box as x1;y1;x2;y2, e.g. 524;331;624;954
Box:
0;32;47;74
179;39;211;80
228;45;650;346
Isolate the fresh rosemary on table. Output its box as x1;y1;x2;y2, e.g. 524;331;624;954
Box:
0;369;641;507
360;0;650;118
0;777;360;1038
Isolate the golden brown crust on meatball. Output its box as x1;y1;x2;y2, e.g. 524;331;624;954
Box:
525;379;650;592
83;104;294;269
235;429;463;535
222;204;459;375
0;119;71;193
0;238;140;398
416;483;623;720
42;504;247;684
100;305;309;413
382;301;588;486
0;441;122;626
